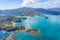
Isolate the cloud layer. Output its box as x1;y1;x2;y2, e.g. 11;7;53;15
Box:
20;0;60;8
20;0;39;7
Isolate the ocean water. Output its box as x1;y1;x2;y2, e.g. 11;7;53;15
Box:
13;32;40;40
13;15;60;40
0;14;60;40
0;31;9;40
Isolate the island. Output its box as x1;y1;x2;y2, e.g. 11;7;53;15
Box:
0;16;41;40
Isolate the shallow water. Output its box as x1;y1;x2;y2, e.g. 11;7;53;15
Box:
0;31;9;40
0;14;60;40
13;15;60;40
13;32;40;40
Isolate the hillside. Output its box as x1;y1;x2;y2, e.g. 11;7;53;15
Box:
0;7;60;15
48;8;60;12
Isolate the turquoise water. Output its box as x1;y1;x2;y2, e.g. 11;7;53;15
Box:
0;14;60;40
13;32;40;40
13;15;60;40
0;31;9;40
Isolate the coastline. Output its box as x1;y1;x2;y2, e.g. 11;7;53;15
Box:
5;27;40;40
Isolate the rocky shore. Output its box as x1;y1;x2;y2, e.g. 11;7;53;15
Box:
0;16;47;40
1;26;40;40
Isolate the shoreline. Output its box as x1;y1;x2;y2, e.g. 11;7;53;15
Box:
2;27;40;40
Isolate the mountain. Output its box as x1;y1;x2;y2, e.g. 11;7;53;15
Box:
48;8;60;12
35;8;60;15
0;7;60;15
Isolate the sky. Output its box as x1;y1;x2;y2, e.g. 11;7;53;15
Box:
0;0;60;10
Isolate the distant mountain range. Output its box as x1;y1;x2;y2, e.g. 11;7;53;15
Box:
48;8;60;12
0;7;60;15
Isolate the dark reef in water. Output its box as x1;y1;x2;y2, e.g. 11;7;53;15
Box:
45;16;48;19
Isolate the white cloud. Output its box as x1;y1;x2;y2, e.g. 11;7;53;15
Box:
20;0;39;7
20;0;60;8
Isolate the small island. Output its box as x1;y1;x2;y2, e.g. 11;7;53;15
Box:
0;16;41;40
0;26;40;40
